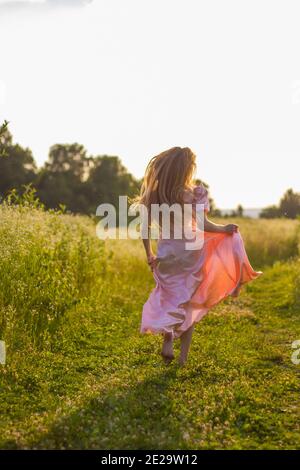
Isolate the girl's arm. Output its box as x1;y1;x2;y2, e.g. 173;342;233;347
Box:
204;214;238;234
142;231;153;259
141;225;158;271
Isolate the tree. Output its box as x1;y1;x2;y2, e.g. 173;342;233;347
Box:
0;120;10;157
260;188;300;219
44;143;90;179
0;125;37;199
35;143;91;213
279;188;300;219
236;204;244;217
259;205;281;219
35;146;140;215
86;155;140;215
229;204;244;217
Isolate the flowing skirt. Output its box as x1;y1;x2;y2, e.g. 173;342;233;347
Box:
140;231;262;339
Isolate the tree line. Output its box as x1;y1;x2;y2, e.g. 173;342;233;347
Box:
0;123;299;218
0;125;140;215
259;189;300;219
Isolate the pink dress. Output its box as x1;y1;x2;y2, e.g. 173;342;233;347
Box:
140;184;262;339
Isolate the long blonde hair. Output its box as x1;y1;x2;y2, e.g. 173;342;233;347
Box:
138;147;196;210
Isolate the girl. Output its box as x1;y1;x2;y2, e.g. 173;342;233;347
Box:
138;147;262;366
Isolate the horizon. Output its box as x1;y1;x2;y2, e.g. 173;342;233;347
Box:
1;128;294;211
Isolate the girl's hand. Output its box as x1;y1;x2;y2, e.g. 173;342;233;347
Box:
147;254;158;271
224;224;239;234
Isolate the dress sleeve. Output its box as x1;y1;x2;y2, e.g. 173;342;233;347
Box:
192;184;210;213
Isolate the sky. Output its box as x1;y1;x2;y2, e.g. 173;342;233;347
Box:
0;0;300;209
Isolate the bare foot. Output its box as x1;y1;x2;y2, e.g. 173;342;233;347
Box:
161;332;174;364
231;284;242;298
178;356;187;367
178;324;194;367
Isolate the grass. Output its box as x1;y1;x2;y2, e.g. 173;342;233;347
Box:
213;216;300;268
0;204;300;449
0;203;105;349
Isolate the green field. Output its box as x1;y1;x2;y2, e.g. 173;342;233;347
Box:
0;203;300;449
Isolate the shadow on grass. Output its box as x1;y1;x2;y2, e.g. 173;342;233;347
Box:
30;364;186;450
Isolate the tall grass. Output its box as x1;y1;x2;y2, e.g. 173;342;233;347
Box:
0;203;105;350
213;216;300;268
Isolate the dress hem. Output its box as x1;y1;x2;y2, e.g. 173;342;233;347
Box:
140;270;262;339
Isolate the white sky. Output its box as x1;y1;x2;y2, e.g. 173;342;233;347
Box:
0;0;300;208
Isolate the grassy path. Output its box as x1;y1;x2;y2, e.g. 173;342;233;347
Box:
1;246;300;450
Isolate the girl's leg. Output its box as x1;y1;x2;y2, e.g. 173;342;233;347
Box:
161;332;174;363
179;324;195;365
